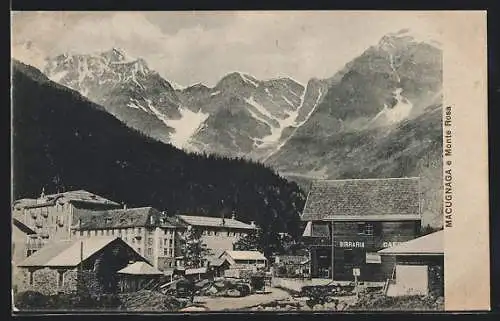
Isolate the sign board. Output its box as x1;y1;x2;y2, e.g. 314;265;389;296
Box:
338;241;365;248
366;253;382;264
352;268;361;276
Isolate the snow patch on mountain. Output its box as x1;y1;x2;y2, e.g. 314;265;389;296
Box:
145;98;208;149
245;96;276;122
210;90;221;96
281;95;295;107
240;73;259;87
169;80;186;91
262;87;324;160
369;88;413;127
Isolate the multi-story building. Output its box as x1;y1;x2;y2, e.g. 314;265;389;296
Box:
176;214;258;258
301;178;422;281
12;190;121;258
72;207;184;271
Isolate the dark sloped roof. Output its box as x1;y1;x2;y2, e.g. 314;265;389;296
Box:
76;207;180;230
301;178;421;221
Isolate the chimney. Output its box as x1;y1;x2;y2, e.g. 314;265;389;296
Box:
150;215;154;225
231;211;236;220
123;203;127;210
250;221;256;227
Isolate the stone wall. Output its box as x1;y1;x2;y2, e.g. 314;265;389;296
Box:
17;267;78;295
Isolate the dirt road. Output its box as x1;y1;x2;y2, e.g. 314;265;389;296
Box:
193;287;290;311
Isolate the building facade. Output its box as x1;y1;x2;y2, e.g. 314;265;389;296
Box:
176;214;258;256
16;237;146;296
72;207;183;271
379;230;444;297
12;190;121;260
301;178;422;281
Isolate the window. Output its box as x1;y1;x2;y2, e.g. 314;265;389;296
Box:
57;271;64;287
80;231;83;236
132;238;135;244
29;271;34;285
214;231;218;236
169;239;172;247
94;230;97;236
138;228;142;234
358;223;375;235
169;249;173;256
164;248;169;256
111;229;115;236
147;248;153;256
365;224;374;235
86;231;90;237
164;229;167;235
163;239;167;246
106;230;109;236
137;247;141;253
148;238;153;246
100;230;104;236
169;262;172;267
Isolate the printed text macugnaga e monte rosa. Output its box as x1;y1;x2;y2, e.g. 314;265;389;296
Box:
444;105;453;228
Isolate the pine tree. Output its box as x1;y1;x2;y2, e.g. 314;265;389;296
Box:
178;228;211;268
234;229;264;252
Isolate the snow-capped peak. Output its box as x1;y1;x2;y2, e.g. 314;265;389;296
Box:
379;28;442;49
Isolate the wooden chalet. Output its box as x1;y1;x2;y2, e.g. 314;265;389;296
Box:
301;178;422;281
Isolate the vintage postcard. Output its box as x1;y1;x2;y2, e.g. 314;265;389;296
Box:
10;11;488;312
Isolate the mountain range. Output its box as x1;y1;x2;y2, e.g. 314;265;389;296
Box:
13;28;443;226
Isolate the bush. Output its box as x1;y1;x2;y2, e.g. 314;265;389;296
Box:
348;293;444;311
14;291;48;310
14;291;122;311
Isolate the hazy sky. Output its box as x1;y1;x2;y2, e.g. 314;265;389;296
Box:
11;11;443;87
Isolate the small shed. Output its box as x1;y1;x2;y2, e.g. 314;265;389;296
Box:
219;250;267;269
378;230;444;297
117;261;164;292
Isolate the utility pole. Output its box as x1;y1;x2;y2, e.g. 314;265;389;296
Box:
331;221;334;281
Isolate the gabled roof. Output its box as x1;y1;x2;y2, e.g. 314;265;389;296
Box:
177;215;257;230
76;207;181;229
301;178;421;221
378;230;443;256
18;237;137;267
13;218;36;235
13;190;121;209
117;261;163;275
221;250;267;261
302;221;330;238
